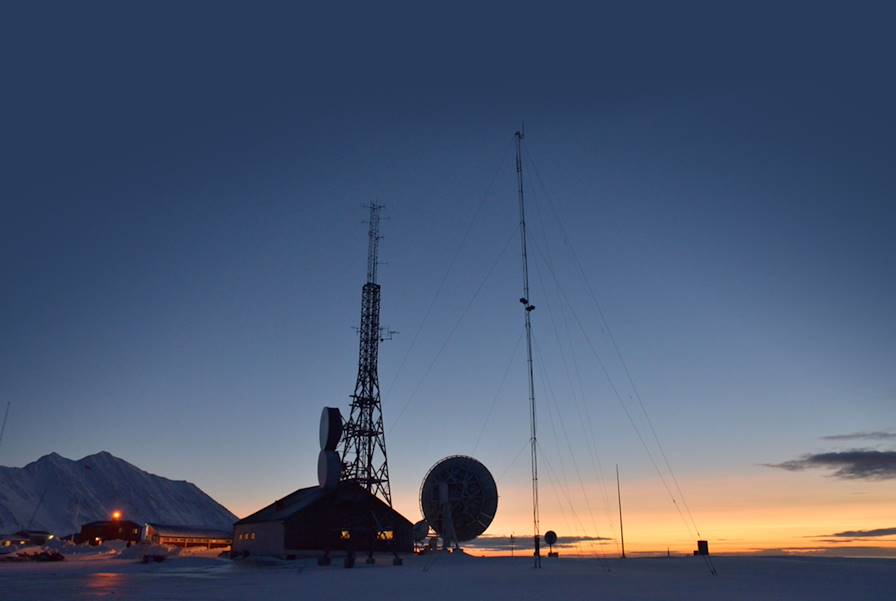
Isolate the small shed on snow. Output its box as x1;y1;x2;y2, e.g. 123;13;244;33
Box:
75;520;142;545
233;480;412;557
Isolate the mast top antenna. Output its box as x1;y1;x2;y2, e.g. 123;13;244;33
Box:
364;202;383;285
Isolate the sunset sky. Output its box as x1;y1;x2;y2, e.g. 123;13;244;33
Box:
2;4;894;556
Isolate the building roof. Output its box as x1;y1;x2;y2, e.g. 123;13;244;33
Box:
80;520;141;529
235;484;329;525
14;530;50;536
235;481;410;526
145;523;231;539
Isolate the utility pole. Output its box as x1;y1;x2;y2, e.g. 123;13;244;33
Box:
339;203;393;506
515;126;541;568
617;464;626;559
0;402;10;449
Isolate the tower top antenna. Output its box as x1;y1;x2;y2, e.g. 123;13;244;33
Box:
364;203;384;285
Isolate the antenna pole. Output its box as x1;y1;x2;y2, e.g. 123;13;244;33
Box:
0;402;9;449
515;127;541;568
617;464;626;559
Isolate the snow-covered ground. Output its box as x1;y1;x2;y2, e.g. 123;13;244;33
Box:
1;552;893;600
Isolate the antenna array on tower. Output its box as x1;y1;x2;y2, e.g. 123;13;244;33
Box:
339;203;393;505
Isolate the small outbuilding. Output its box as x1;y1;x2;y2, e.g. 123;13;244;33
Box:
10;530;54;546
1;533;32;548
142;523;231;549
233;480;412;558
75;520;142;545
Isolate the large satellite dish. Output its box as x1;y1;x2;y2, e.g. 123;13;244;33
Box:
420;455;498;547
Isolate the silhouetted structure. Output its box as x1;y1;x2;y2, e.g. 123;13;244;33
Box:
419;455;498;550
514;127;542;568
1;530;52;546
75;520;141;545
339;203;393;505
231;481;412;558
232;208;411;566
142;523;231;548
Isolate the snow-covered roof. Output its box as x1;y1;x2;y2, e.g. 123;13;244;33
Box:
235;480;413;527
144;523;231;539
235;484;329;525
81;520;141;529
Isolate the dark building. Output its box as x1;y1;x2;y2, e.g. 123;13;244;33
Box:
1;531;53;548
13;530;53;545
232;481;412;557
142;523;231;549
75;520;142;545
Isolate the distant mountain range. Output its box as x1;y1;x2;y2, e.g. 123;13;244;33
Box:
0;451;236;534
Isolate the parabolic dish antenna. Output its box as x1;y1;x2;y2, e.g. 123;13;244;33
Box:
318;450;341;489
317;407;343;489
420;455;498;544
319;407;343;451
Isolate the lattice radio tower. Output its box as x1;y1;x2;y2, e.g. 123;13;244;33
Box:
339;202;393;505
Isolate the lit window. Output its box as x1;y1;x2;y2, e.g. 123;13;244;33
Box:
377;530;394;541
250;532;256;540
340;530;351;540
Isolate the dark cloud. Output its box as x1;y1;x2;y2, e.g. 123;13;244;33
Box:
821;431;896;441
813;538;896;544
738;546;896;558
465;535;612;551
764;449;896;480
829;527;896;538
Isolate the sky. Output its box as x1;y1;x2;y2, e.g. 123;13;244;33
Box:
1;3;895;556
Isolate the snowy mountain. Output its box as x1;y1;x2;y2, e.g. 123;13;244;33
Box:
0;451;236;535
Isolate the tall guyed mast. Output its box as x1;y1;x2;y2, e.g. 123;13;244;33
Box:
515;127;541;568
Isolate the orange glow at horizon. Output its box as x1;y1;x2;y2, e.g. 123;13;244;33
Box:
400;468;896;557
226;467;896;558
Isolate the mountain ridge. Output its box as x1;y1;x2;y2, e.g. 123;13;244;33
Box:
0;451;237;534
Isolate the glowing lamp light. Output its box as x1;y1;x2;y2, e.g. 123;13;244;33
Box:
112;511;122;520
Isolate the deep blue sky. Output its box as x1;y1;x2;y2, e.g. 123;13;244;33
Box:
1;3;894;547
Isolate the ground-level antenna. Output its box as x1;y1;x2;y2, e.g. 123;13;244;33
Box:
617;464;626;559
